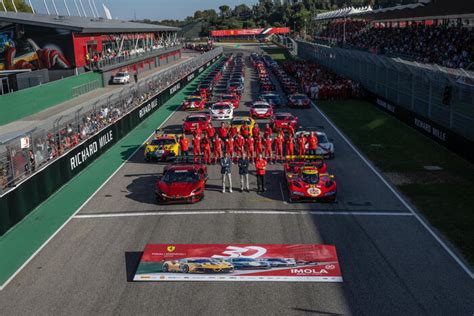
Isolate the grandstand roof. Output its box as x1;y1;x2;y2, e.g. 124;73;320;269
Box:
0;12;179;33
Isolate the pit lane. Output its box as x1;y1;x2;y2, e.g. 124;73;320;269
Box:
0;44;472;315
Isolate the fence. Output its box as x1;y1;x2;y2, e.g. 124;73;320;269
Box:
72;80;102;98
294;40;474;143
0;47;223;196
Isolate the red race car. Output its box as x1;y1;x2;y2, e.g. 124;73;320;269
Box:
288;94;311;108
284;156;328;175
285;164;336;203
271;112;298;131
250;101;273;119
182;113;211;134
182;95;206;111
220;94;240;108
155;163;207;204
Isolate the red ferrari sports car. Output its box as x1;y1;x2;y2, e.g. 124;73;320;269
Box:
285;164;336;202
182;113;211;134
250;101;273;119
288;94;311;108
271;112;298;131
155;163;207;203
182;96;206;111
284;156;328;175
220;94;240;108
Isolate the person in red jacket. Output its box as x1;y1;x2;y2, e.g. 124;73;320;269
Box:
179;135;189;162
255;154;267;193
297;133;306;156
213;136;222;163
264;134;273;162
207;123;215;139
307;131;318;155
274;133;284;162
245;136;255;162
193;125;202;138
285;135;295;160
202;136;211;164
235;134;245;159
252;124;260;139
192;134;201;163
241;122;250;139
264;123;272;138
255;135;263;158
225;137;234;160
229;125;238;138
218;122;228;140
287;125;295;138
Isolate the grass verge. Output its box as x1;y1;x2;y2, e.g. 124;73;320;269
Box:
261;46;294;62
319;99;474;265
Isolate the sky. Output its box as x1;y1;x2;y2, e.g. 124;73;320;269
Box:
29;0;257;21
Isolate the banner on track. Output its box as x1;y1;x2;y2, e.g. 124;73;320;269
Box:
133;244;342;282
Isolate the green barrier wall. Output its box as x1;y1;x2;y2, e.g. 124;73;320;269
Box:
0;55;222;236
0;72;103;125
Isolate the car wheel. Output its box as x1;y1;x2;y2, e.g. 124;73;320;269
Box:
182;265;190;273
162;263;169;272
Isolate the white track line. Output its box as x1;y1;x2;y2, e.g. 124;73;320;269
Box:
279;181;288;204
311;101;474;278
0;86;184;291
73;210;413;218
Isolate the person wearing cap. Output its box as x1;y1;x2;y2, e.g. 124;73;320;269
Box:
255;154;267;193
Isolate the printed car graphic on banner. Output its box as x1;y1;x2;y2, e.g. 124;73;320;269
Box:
133;244;342;282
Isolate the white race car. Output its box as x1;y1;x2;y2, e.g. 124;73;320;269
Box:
295;131;335;159
209;102;233;120
112;72;130;84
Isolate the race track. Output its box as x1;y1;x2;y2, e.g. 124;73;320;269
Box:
1;45;473;315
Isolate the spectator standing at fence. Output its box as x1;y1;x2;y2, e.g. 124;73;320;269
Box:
255;154;267;193
220;152;233;193
238;153;250;192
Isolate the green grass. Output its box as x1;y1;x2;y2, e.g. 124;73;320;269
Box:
319;99;474;264
261;46;294;62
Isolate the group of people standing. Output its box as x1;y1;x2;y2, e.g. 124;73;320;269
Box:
176;122;320;193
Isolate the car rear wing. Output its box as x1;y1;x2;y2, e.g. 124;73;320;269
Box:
285;155;324;161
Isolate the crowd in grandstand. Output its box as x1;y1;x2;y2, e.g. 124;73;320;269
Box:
0;49;219;193
282;60;360;100
315;21;473;69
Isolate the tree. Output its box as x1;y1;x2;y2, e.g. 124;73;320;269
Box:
219;5;230;18
4;0;33;13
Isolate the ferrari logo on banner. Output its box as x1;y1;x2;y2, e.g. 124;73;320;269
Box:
134;244;342;282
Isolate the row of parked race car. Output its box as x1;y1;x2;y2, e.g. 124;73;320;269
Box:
147;52;337;204
162;256;316;274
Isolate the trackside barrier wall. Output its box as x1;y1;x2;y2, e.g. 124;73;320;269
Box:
293;40;474;162
0;72;104;125
0;52;222;236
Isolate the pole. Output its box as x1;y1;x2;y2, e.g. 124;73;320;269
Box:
73;0;81;16
63;0;71;15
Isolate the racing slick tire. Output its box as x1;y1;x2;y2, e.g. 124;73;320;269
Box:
162;263;169;272
182;265;190;273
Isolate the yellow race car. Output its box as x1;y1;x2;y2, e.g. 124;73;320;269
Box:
144;133;179;161
231;116;256;135
162;258;234;274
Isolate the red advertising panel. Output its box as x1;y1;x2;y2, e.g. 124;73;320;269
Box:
134;244;342;282
211;27;290;37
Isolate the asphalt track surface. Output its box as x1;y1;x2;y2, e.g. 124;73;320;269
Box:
1;45;473;315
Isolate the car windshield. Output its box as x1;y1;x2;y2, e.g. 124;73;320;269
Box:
116;72;127;77
187;97;201;102
293;95;307;100
212;104;230;110
151;139;175;146
276;115;292;120
302;173;320;184
187;259;213;263
263;95;279;101
253;103;269;109
221;96;234;100
163;170;199;183
233;258;255;262
317;134;328;143
186;116;205;122
233;119;248;125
